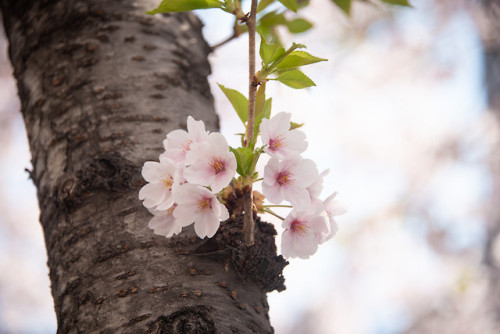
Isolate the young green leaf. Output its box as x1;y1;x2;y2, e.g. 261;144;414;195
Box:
259;11;287;27
147;0;223;14
277;70;315;89
255;83;266;117
230;147;244;176
290;121;304;129
257;0;275;12
260;39;286;66
277;51;327;70
231;147;255;176
380;0;412;7
278;0;298;12
254;98;272;138
286;18;313;34
218;84;249;124
331;0;351;15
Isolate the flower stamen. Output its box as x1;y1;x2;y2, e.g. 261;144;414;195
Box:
182;139;193;153
290;219;309;237
277;170;294;186
197;197;212;212
160;175;174;189
269;135;287;152
209;158;226;175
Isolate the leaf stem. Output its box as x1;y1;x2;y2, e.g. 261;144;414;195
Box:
242;0;258;247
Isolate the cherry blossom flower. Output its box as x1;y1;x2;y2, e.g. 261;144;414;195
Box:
318;192;347;243
281;208;329;259
139;155;178;210
173;184;229;238
260;112;307;159
262;157;318;210
184;132;237;193
163;116;209;163
308;169;329;203
147;205;182;238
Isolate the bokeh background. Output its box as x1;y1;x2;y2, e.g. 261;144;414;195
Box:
1;0;499;333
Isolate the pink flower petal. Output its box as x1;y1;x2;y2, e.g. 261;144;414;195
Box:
141;162;163;183
283;185;311;210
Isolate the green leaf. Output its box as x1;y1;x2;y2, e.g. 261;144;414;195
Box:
255;98;272;138
260;39;286;66
255;83;266;117
297;0;310;9
277;70;315;89
286;18;313;34
230;147;244;175
259;11;287;26
380;0;412;7
231;147;255;176
257;0;275;12
221;0;236;13
147;0;223;14
218;84;248;124
290;121;304;129
331;0;351;15
278;0;298;12
291;42;307;49
277;51;327;70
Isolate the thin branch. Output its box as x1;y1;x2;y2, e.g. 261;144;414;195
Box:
242;0;258;247
244;0;258;147
263;208;285;221
210;32;239;51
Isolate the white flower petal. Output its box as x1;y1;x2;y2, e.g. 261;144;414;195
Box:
156;194;175;211
173;204;197;227
218;202;229;221
270;112;291;134
187;116;209;143
262;182;284;204
286;129;308;154
141;161;163;183
291;231;319;259
292;158;318;187
263;158;280;186
139;183;167;208
283;185;311;210
195;212;220;238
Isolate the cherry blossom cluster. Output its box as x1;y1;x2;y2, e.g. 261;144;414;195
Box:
139;113;346;260
139;116;236;238
260;112;347;259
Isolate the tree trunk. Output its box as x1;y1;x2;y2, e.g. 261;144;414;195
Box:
0;0;286;332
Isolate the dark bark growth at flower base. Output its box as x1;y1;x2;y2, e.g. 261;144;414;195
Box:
0;0;286;332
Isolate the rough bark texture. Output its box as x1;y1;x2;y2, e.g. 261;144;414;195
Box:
0;0;286;332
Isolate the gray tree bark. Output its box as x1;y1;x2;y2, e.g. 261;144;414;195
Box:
0;0;286;332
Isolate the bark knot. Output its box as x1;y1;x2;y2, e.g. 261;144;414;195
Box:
152;305;215;334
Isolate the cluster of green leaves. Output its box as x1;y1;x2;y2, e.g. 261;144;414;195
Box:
147;0;245;17
147;0;411;178
331;0;412;16
256;0;313;45
258;41;326;89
